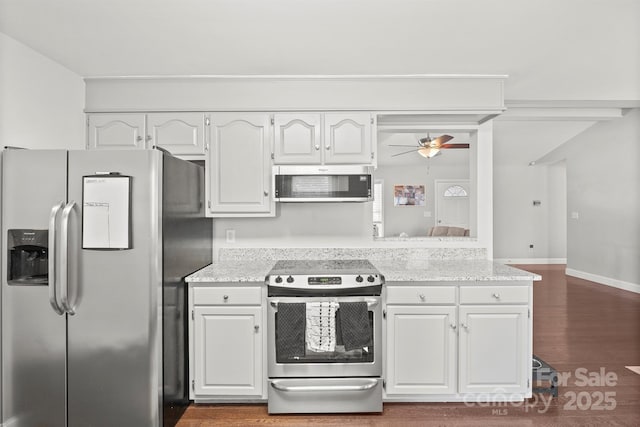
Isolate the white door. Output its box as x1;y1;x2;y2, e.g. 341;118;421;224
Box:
193;306;262;396
146;112;206;155
386;305;457;395
208;113;273;215
273;113;322;164
324;113;373;164
87;113;146;149
458;305;529;395
435;180;470;229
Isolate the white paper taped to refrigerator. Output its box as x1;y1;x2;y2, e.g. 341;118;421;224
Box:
82;175;131;249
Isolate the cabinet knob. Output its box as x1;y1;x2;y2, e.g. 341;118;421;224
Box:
314;144;320;150
450;324;457;330
254;325;260;332
418;293;426;301
492;293;501;299
461;322;469;330
325;145;330;150
136;136;143;142
223;295;229;301
264;191;269;197
145;135;152;142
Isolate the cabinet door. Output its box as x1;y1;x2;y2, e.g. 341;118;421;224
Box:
146;112;206;155
386;305;457;395
458;305;529;395
273;113;322;164
193;306;262;397
324;113;374;164
208;113;274;215
87;113;146;149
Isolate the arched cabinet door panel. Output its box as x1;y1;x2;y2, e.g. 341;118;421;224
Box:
207;113;274;216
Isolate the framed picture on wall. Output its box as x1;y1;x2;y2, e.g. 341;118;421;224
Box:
394;184;425;206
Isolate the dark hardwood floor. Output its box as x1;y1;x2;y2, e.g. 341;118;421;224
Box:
176;265;640;426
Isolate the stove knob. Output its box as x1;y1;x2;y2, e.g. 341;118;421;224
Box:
356;275;364;283
367;275;375;283
275;276;283;284
286;275;294;284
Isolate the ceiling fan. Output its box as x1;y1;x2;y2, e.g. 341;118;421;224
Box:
389;134;470;158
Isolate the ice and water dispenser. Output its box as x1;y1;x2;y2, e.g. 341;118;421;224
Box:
7;229;49;285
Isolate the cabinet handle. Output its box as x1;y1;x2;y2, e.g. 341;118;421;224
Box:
223;295;229;301
492;293;501;299
254;325;260;332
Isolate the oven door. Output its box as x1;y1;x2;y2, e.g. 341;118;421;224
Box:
267;296;382;378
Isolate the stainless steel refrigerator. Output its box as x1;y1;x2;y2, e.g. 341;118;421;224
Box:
1;149;212;426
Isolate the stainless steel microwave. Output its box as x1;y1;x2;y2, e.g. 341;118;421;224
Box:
273;165;373;202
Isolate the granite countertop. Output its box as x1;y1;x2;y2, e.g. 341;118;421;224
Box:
186;260;274;283
185;259;541;284
371;259;541;282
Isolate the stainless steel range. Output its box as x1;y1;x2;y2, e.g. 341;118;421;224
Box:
266;259;384;414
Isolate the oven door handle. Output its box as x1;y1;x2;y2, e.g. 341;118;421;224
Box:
269;299;379;309
270;379;379;392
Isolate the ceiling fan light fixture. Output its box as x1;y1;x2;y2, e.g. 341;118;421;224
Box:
418;147;440;158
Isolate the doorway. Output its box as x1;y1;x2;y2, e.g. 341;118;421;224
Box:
435;180;470;229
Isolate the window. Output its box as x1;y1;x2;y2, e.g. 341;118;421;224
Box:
443;185;468;197
372;180;384;237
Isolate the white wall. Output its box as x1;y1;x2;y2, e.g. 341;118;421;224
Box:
376;163;468;237
0;33;85;149
563;110;640;289
493;160;567;263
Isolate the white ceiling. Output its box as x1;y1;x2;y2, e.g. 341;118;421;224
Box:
1;0;638;164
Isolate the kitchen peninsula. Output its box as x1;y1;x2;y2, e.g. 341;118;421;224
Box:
186;248;540;407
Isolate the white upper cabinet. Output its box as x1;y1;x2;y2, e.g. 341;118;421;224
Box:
273;113;375;165
87;112;206;156
207;113;274;217
273;113;322;164
324;113;374;164
87;113;146;149
146;112;206;156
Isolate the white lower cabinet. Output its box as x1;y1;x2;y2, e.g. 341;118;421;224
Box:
189;286;264;400
385;305;457;395
458;305;529;395
385;282;532;400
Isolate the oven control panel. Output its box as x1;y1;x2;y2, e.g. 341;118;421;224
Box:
267;273;383;289
308;276;341;285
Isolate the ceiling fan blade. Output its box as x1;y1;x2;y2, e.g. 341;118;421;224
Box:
433;135;454;144
388;144;421;147
390;149;419;157
440;143;470;149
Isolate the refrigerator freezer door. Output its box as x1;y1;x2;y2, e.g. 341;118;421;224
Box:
66;150;164;426
1;150;67;427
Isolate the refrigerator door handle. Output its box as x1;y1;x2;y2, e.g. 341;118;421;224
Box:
48;202;65;315
60;201;77;315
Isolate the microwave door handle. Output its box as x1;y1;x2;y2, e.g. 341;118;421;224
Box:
59;201;76;315
48;202;65;315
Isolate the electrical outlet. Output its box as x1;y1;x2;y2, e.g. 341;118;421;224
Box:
529;244;534;249
226;229;236;243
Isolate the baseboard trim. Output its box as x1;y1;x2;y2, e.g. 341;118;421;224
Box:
494;258;567;265
565;268;640;294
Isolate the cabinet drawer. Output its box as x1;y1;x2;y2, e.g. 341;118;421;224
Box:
459;286;529;304
192;286;262;305
386;286;456;305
